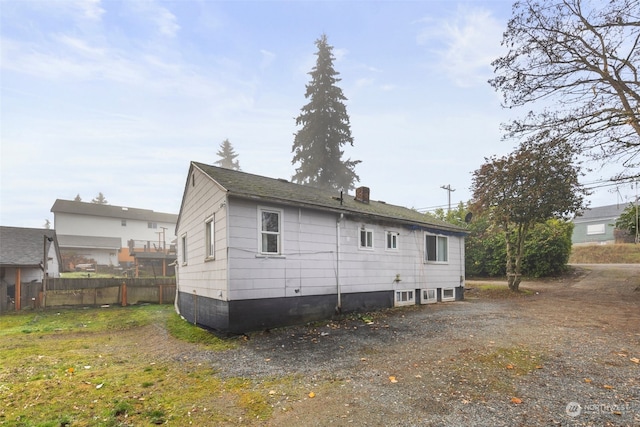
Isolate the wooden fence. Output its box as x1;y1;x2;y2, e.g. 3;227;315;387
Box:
1;278;176;313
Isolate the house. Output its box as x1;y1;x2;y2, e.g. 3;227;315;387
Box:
175;162;468;334
51;199;178;273
0;227;62;312
572;204;627;245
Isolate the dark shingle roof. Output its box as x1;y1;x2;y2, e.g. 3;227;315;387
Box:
57;235;121;250
51;199;177;223
0;226;59;267
191;162;465;234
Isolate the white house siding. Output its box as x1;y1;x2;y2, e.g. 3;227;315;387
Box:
227;201;339;300
54;213;175;248
225;199;464;302
176;168;228;301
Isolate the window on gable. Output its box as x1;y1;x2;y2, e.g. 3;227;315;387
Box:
121;219;127;226
181;234;188;265
386;231;398;250
260;208;281;254
359;228;373;249
148;222;157;229
205;216;215;259
425;234;448;262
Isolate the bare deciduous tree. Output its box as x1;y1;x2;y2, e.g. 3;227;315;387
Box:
490;0;640;181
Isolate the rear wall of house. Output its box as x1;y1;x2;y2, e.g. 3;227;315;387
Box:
226;199;464;302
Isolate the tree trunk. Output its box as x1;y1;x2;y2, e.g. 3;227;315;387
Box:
504;223;517;291
511;223;530;292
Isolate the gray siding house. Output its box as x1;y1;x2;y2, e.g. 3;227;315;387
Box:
175;162;467;333
572;204;627;245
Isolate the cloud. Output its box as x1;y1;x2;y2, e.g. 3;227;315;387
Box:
259;49;276;69
416;6;504;87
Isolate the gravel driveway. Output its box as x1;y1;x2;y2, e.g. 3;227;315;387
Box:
160;264;640;426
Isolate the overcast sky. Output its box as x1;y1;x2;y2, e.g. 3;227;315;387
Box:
1;0;635;230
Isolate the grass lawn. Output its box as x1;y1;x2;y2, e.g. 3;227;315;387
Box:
0;305;302;426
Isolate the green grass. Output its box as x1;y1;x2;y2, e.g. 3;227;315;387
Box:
0;306;311;426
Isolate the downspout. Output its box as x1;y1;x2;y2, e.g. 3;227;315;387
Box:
336;213;344;314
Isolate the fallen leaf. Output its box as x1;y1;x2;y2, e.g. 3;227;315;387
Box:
506;364;514;370
630;357;639;364
584;378;592;383
415;374;422;379
308;392;315;398
268;390;276;395
96;383;104;389
511;397;522;404
603;385;614;389
389;376;398;383
67;367;75;374
535;365;543;369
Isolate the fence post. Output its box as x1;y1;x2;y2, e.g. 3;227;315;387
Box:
159;285;163;305
121;282;127;307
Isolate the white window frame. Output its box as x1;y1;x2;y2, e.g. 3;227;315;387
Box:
425;233;448;263
421;288;437;304
205;215;215;260
148;222;158;229
258;207;282;255
395;290;415;307
385;231;399;251
441;288;456;302
359;228;374;250
586;223;606;235
181;233;188;265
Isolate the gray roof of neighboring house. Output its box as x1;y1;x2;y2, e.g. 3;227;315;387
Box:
51;199;178;223
573;203;629;223
57;235;122;250
184;161;466;234
0;226;60;268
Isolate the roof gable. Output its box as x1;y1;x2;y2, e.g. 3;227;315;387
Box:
0;226;59;267
190;161;465;234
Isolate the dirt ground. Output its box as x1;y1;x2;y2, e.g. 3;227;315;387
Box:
143;264;640;426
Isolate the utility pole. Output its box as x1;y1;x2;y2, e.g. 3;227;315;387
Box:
440;185;456;212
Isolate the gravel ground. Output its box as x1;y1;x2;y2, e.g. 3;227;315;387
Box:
157;264;640;426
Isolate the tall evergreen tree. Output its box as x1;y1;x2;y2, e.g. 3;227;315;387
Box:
215;139;241;170
91;192;108;204
74;194;82;202
291;34;360;191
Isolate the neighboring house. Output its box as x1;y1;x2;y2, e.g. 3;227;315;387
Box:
0;227;61;312
572;204;626;245
175;162;468;334
51;199;178;270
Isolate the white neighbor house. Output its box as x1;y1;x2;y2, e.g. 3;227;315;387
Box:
175;162;468;333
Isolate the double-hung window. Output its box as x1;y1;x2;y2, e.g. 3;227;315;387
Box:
425;234;448;262
205;216;215;259
386;231;398;250
359;228;373;249
260;208;281;254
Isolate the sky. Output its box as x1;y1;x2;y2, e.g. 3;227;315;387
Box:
1;0;636;230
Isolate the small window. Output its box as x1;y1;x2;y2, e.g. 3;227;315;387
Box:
386;231;398;250
148;222;157;229
425;234;448;262
181;234;188;265
359;228;373;249
586;224;606;235
260;208;281;254
395;290;415;306
442;288;455;302
205;216;215;259
121;219;127;226
422;289;437;304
